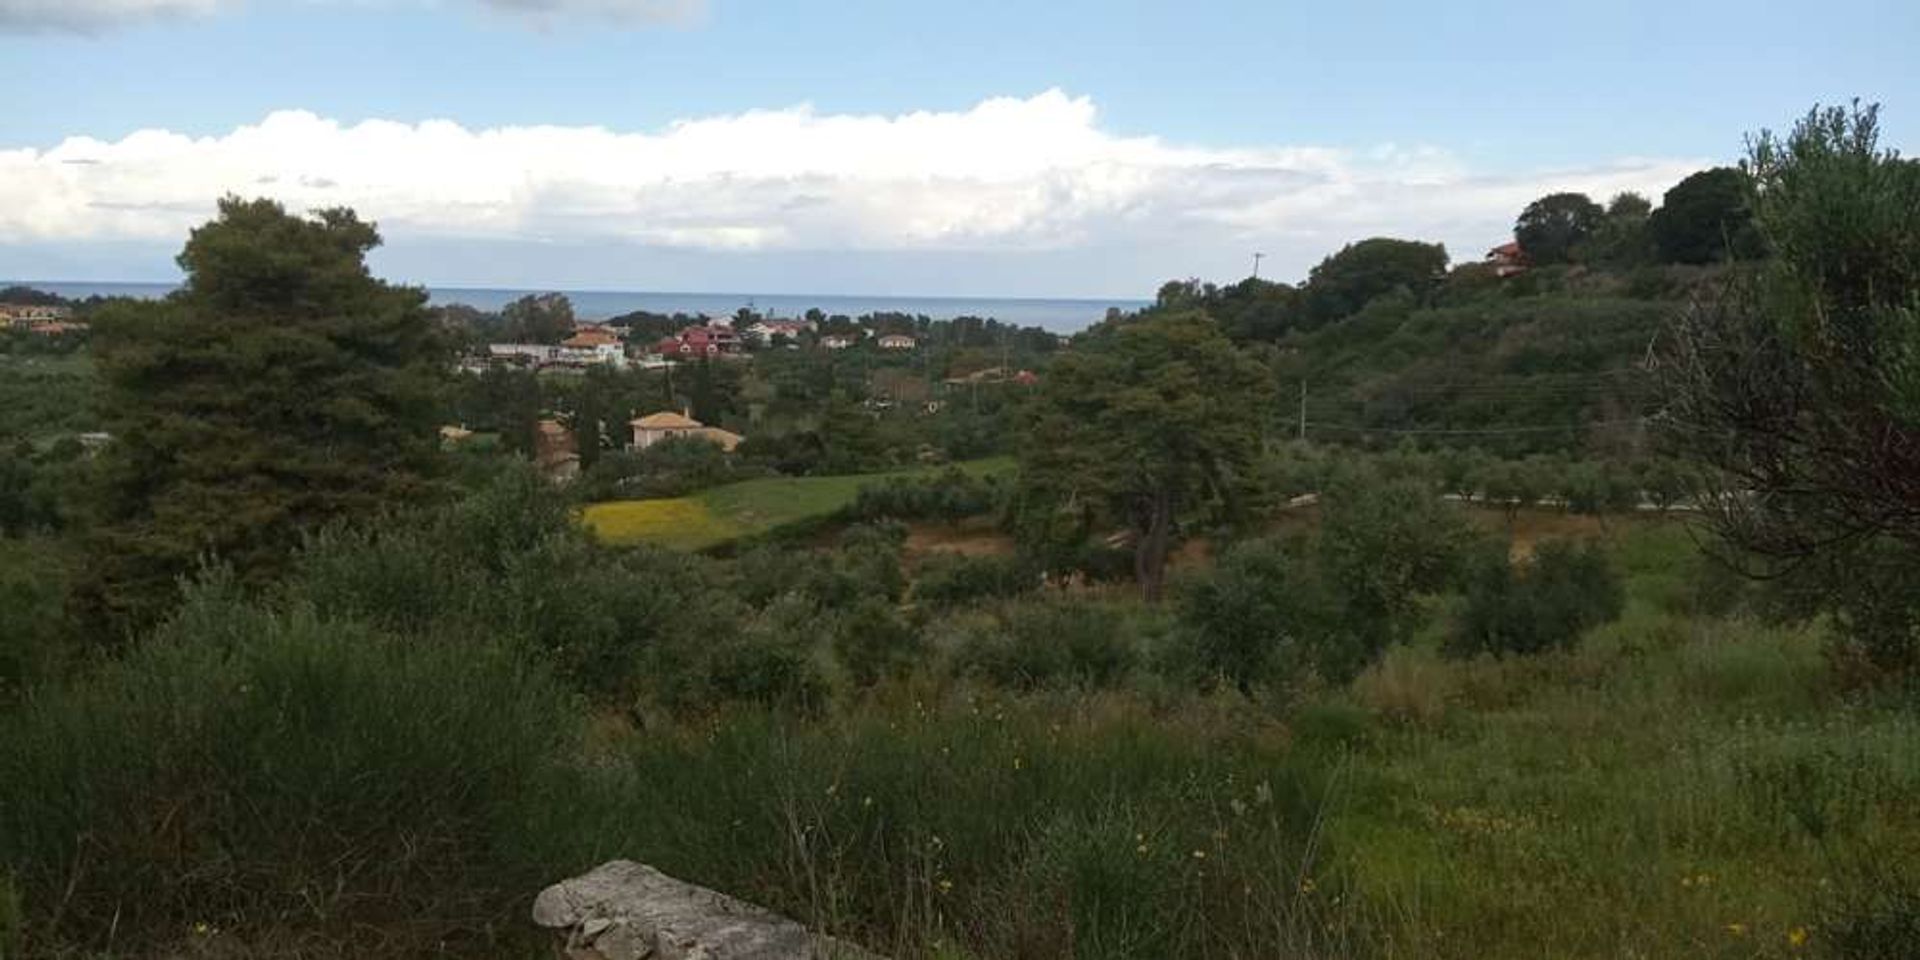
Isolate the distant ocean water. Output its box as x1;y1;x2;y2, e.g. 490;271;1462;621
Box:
6;281;1144;334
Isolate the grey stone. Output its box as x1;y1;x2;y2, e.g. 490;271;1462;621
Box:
533;860;885;960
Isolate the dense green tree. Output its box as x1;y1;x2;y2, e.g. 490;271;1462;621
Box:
1663;102;1920;669
1649;167;1764;264
1017;311;1273;601
80;197;448;632
501;292;576;344
1303;238;1449;326
1515;192;1605;265
1582;192;1657;267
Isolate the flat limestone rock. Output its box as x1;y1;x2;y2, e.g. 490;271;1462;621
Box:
532;860;884;960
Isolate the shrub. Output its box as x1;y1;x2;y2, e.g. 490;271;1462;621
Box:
702;595;828;713
0;580;571;955
911;552;1037;609
0;545;69;704
848;467;1003;524
957;599;1139;690
1447;540;1625;658
832;597;923;688
1175;537;1325;693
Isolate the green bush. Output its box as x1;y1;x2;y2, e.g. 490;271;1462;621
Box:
0;544;70;704
1175;537;1324;693
0;577;571;955
911;552;1037;609
849;467;1004;524
832;597;923;688
1447;540;1625;658
955;598;1138;690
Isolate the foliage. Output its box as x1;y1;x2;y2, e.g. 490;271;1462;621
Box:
1177;467;1470;690
849;467;1004;524
1017;311;1273;601
830;592;920;689
911;552;1037;609
0;579;571;955
79;198;448;632
1174;536;1327;693
1447;539;1625;657
0;540;73;705
1649;167;1764;264
1662;101;1920;670
501;291;576;344
0;353;96;445
579;434;760;501
952;598;1141;691
1516;192;1605;265
1581;191;1657;267
1302;237;1449;327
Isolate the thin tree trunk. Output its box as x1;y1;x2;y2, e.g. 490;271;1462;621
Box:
1136;488;1174;604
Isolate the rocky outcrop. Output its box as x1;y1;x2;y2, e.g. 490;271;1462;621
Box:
532;860;885;960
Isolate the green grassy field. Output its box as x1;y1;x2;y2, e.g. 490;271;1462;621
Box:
583;457;1013;551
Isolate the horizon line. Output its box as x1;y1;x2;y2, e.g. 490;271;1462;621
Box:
3;279;1155;306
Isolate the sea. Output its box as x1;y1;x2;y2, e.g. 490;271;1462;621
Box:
6;281;1144;334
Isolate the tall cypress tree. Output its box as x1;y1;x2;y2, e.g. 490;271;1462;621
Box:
80;197;448;634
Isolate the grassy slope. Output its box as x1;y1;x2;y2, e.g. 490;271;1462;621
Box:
1332;522;1920;958
582;457;1014;551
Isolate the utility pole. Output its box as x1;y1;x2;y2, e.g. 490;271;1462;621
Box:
1297;380;1307;442
1252;252;1266;280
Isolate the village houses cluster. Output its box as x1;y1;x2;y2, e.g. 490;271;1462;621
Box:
0;303;86;337
456;310;932;481
472;311;919;376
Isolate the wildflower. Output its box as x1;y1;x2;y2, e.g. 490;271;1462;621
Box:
1726;923;1748;937
1136;843;1149;856
1254;782;1273;806
1191;850;1207;860
192;922;212;937
1230;798;1248;817
825;783;838;797
1012;756;1023;770
862;796;874;808
1787;926;1809;949
1299;877;1317;895
937;878;954;895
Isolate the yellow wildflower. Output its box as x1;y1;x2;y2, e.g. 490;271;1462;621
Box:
1787;926;1809;949
1726;923;1748;937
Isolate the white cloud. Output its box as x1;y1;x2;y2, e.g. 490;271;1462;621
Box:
0;0;228;32
0;91;1704;289
0;0;701;32
473;0;703;26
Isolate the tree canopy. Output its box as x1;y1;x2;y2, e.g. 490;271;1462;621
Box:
1016;310;1273;601
1303;238;1449;327
1515;192;1605;265
502;292;577;344
81;197;448;631
1648;167;1763;264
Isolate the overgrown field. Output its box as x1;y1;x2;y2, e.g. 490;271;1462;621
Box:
6;473;1915;960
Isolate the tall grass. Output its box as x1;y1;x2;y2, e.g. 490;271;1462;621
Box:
528;697;1373;960
0;579;573;957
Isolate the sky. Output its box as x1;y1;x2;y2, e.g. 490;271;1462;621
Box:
1;0;1915;299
